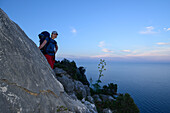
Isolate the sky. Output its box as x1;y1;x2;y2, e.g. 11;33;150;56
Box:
1;0;170;62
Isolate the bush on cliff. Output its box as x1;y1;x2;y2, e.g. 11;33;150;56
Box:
90;83;117;96
102;83;117;95
54;58;139;113
95;93;139;113
89;59;139;113
54;58;90;86
90;59;117;96
114;93;140;113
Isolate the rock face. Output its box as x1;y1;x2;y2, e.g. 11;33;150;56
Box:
0;8;89;113
103;108;112;113
99;94;115;102
55;68;92;100
92;95;102;103
54;67;98;113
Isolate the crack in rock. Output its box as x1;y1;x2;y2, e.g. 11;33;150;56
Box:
0;79;63;98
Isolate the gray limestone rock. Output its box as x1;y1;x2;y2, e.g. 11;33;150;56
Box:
74;81;87;99
99;94;115;102
68;92;78;100
82;98;97;113
56;75;75;93
84;85;91;96
103;108;112;113
53;67;67;75
0;8;89;113
54;68;90;101
86;96;95;104
92;95;102;102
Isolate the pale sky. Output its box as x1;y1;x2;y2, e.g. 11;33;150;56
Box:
1;0;170;62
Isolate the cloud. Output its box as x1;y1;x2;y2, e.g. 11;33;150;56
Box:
91;54;112;58
98;41;113;53
91;53;122;58
98;41;105;47
121;50;131;52
71;28;77;34
156;42;170;45
102;48;113;53
139;26;157;34
125;47;170;57
163;27;170;31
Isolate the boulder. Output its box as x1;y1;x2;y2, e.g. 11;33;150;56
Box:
84;85;91;96
53;67;67;75
92;95;102;102
99;94;115;102
54;68;90;101
56;75;74;93
74;81;87;99
82;98;97;113
0;8;89;113
77;67;90;86
103;108;112;113
68;92;78;100
86;96;95;104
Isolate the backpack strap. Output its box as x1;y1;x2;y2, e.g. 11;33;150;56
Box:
46;37;51;46
42;37;51;54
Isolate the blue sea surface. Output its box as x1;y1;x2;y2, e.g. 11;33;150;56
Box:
77;61;170;113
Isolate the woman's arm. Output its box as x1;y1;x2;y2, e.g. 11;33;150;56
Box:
39;40;47;49
55;44;58;54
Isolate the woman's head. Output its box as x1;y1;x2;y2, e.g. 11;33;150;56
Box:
51;31;58;39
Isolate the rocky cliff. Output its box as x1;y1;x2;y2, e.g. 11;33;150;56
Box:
0;8;90;113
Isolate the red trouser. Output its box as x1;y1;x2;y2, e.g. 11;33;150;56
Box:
44;54;55;69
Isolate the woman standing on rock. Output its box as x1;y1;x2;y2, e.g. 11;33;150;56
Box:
39;31;58;69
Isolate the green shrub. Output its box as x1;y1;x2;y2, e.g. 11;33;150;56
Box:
92;59;106;92
54;58;89;86
102;83;117;95
55;59;139;113
115;93;140;113
75;91;83;100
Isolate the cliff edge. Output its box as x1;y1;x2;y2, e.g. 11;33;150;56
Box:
0;8;89;113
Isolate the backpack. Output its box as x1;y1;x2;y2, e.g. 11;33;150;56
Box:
45;39;57;55
38;31;50;54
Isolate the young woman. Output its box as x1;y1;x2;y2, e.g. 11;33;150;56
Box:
39;31;58;69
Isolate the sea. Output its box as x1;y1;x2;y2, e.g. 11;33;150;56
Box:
76;61;170;113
